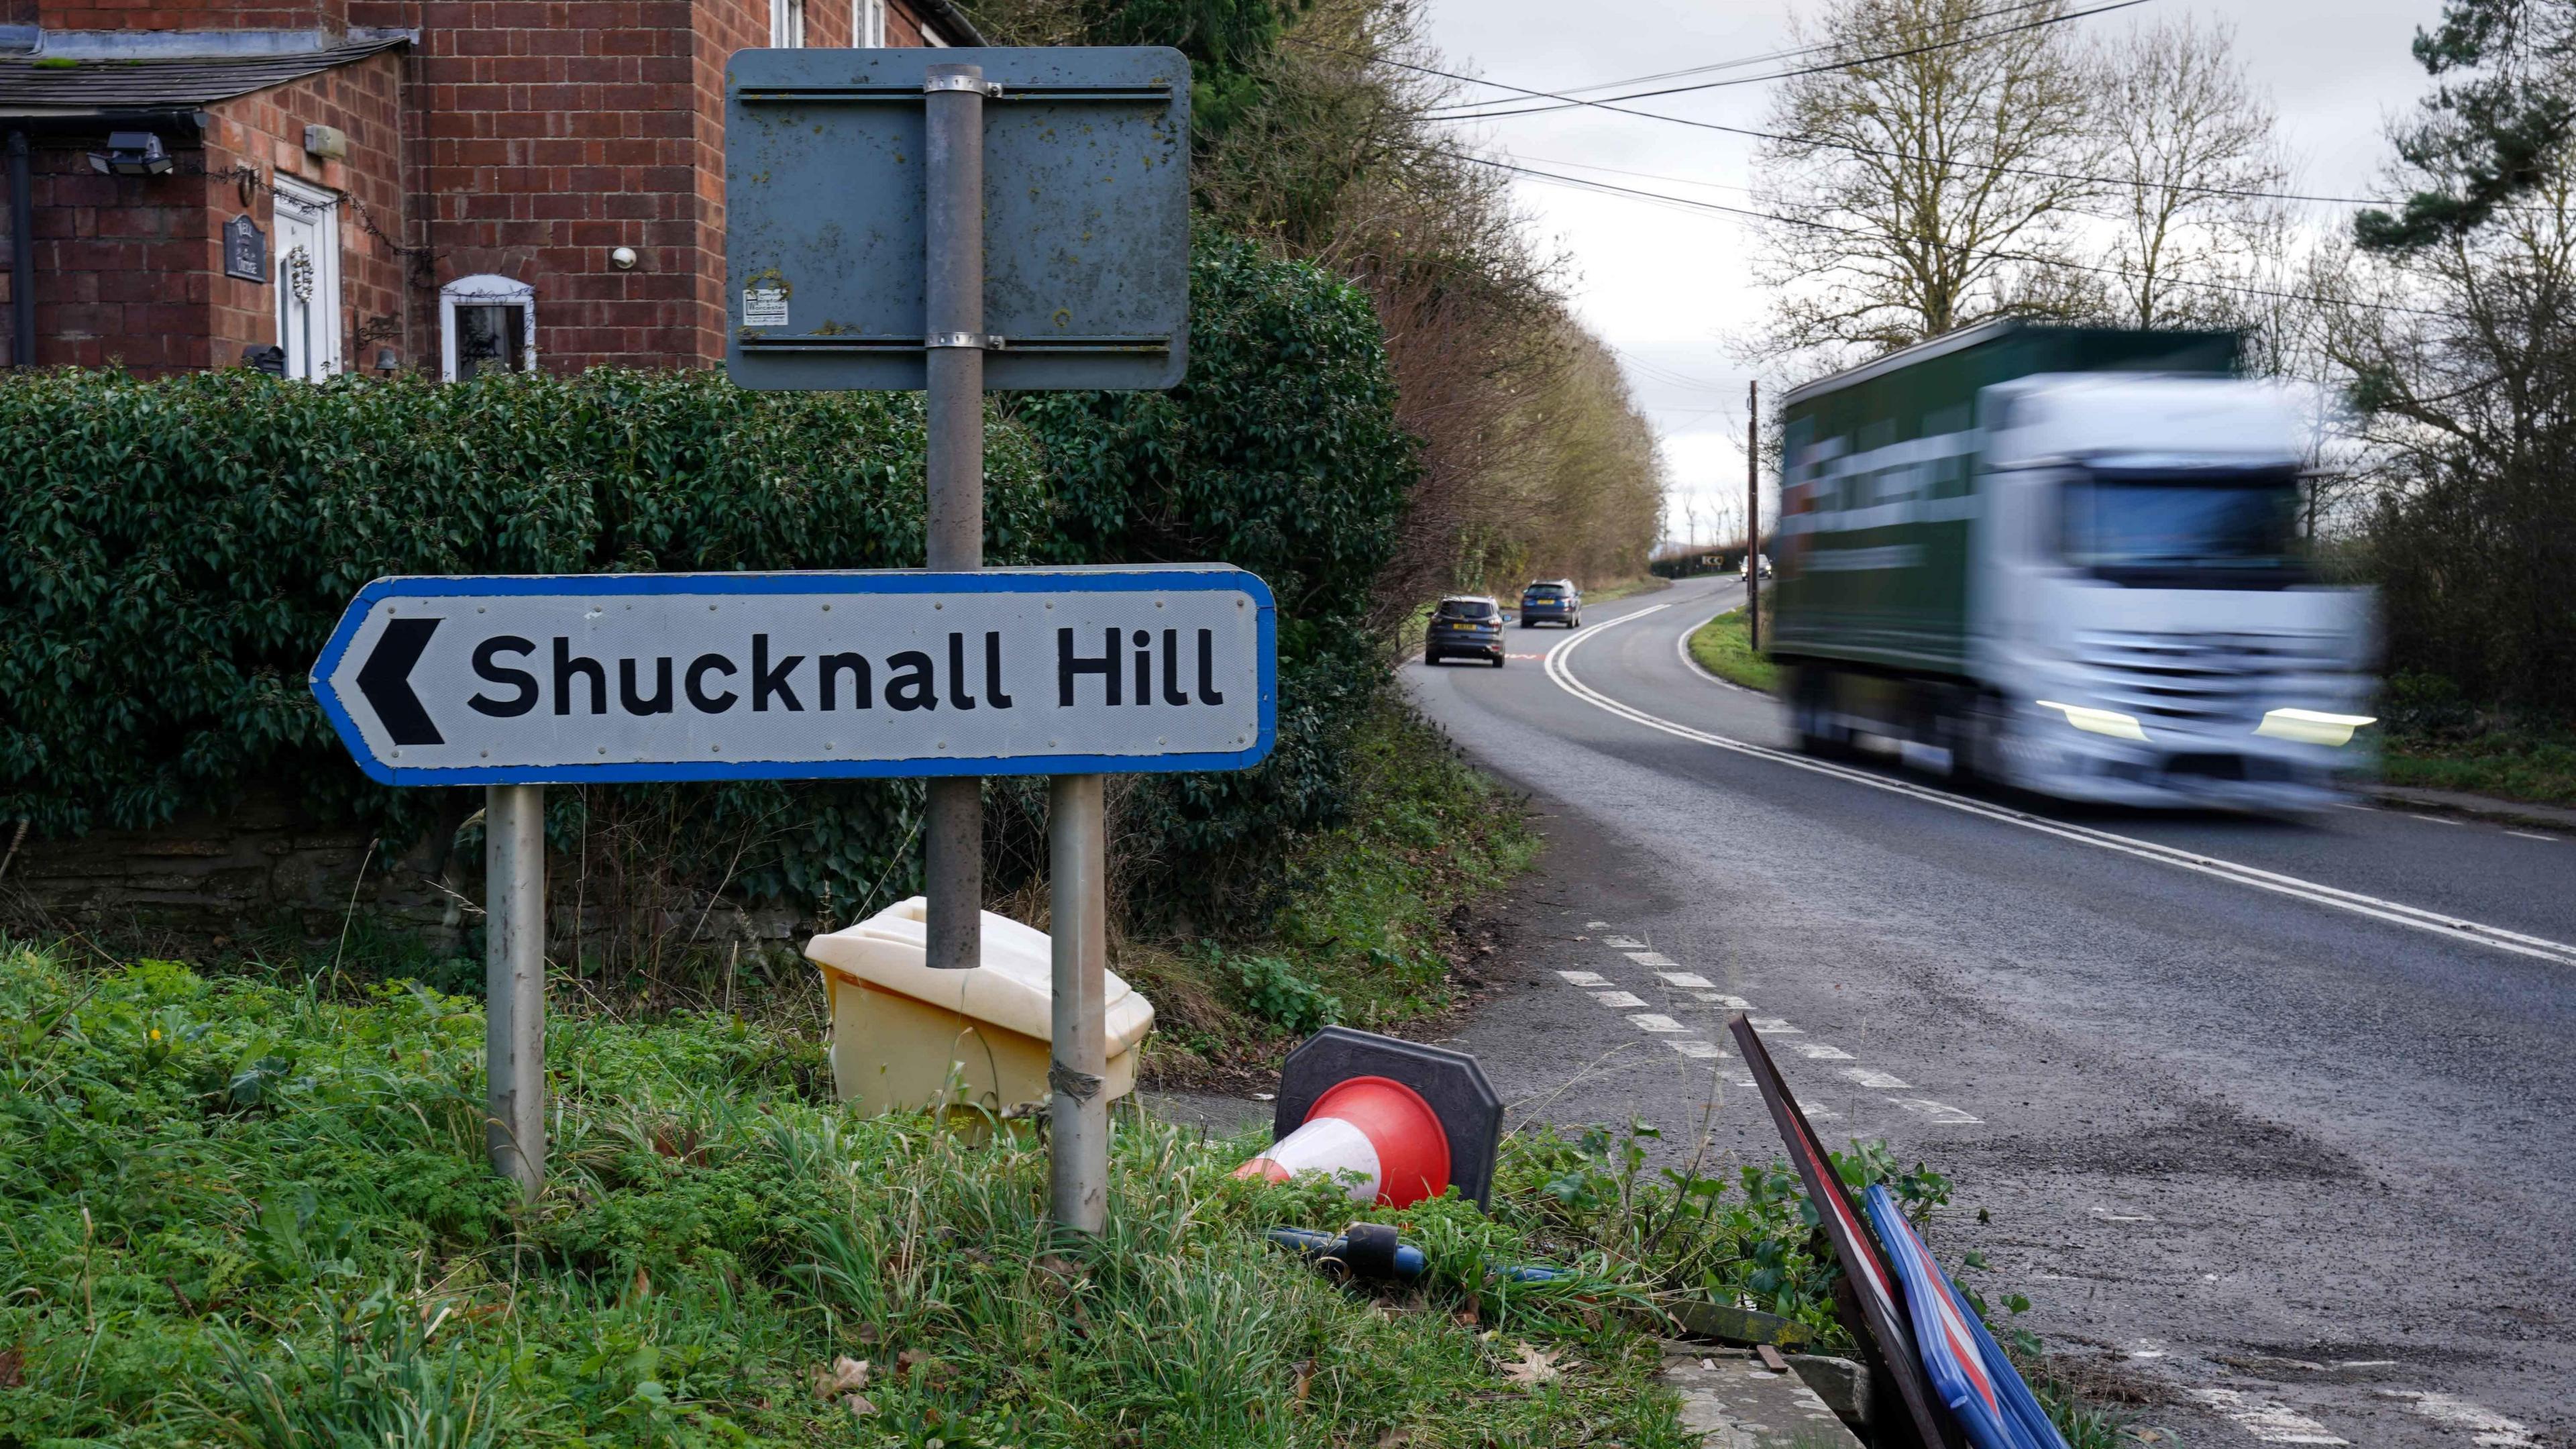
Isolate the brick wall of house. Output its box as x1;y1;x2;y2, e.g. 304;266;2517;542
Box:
201;51;410;370
34;0;348;35
0;50;407;374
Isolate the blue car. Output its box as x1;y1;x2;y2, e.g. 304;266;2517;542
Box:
1426;595;1507;667
1518;579;1583;629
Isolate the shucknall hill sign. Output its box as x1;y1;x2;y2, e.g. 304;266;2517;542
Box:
311;567;1275;785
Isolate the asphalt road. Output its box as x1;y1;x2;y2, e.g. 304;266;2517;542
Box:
1407;574;2575;1448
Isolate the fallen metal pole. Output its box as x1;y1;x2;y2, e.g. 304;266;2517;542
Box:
1048;772;1109;1234
484;783;547;1200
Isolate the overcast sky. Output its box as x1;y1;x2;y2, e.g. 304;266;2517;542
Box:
1416;0;2453;547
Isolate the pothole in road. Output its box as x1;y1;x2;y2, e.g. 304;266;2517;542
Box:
1956;1100;2367;1183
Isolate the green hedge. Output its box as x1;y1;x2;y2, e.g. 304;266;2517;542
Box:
0;234;1417;941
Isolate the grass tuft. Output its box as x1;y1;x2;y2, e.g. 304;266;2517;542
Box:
1685;609;1778;694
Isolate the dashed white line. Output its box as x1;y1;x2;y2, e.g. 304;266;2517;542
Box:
2410;813;2467;826
2185;1388;2348;1445
1656;971;1713;987
1790;1042;1856;1060
1667;1038;1726;1059
2504;830;2558;843
1888;1098;1981;1124
1839;1067;1911;1089
1593;990;1647;1009
1627;1013;1688;1033
1625;950;1683;969
1556;970;1611;987
1601;934;1647;949
1692;991;1754;1008
1747;1016;1803;1034
2379;1389;2540;1448
1585;919;1612;928
1544;612;2576;969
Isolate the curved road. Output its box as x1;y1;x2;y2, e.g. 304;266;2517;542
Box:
1411;574;2573;1448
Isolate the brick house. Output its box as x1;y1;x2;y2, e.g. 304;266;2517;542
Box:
0;0;980;378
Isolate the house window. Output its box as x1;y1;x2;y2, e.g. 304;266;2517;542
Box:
853;0;885;45
439;274;536;381
771;0;804;46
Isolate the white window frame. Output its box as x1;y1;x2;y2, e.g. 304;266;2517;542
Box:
272;176;343;380
770;0;805;46
853;0;885;46
439;273;537;382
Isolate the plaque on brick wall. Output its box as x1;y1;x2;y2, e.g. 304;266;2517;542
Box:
224;215;268;284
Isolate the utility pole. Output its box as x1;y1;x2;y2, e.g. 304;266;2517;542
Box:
1746;378;1760;649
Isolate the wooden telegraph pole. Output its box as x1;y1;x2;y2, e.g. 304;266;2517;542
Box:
1746;378;1760;649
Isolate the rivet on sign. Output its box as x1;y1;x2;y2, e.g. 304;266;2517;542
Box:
481;750;490;758
477;606;486;614
822;603;830;612
390;749;400;757
709;604;718;612
1155;600;1165;608
711;744;720;752
1044;601;1053;609
934;602;943;609
597;747;606;755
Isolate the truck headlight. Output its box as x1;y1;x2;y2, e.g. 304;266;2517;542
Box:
2253;708;2376;747
2035;700;2147;742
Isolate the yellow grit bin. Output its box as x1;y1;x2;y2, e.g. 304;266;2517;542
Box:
806;898;1155;1116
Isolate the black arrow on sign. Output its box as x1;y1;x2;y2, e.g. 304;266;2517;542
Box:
358;616;444;746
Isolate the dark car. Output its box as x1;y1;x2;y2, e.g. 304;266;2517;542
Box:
1426;595;1507;667
1518;579;1583;628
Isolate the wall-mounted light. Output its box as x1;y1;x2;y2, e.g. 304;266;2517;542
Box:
88;131;172;177
609;246;638;270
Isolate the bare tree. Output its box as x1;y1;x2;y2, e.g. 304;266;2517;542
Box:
1751;0;2103;364
2093;16;2291;329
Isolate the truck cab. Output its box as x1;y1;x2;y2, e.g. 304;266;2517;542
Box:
1968;376;2377;806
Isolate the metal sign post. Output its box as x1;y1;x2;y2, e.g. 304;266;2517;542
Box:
922;61;993;976
722;46;1192;1233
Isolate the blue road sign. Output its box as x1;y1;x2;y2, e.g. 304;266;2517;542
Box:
310;568;1276;786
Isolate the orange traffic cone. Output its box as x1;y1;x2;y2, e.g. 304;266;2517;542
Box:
1232;1027;1501;1209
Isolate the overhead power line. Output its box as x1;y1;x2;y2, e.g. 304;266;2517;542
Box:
1428;0;2153;121
1294;38;2513;213
1426;0;2076;108
1428;146;2441;317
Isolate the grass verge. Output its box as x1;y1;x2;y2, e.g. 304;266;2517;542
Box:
1684;609;1778;694
0;942;2116;1448
1120;702;1540;1081
2373;671;2576;808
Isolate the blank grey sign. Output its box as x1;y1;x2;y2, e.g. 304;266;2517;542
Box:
724;46;1190;392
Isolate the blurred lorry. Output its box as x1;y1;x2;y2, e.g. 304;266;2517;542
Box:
1768;321;2376;808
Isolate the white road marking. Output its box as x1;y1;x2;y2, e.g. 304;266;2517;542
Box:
1667;1038;1725;1059
1693;991;1754;1008
1542;612;2576;969
2379;1390;2540;1448
2185;1388;2349;1445
1888;1097;1981;1124
1627;1013;1688;1033
1602;934;1647;949
2504;830;2558;843
1839;1067;1911;1088
1656;971;1713;987
1593;991;1647;1008
1585;919;1612;928
1625;950;1683;969
2410;813;2466;826
1790;1042;1856;1060
2329;1360;2396;1371
1747;1016;1803;1034
1556;970;1611;987
2089;1205;2155;1223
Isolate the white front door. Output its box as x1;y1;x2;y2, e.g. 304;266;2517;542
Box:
272;178;343;380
